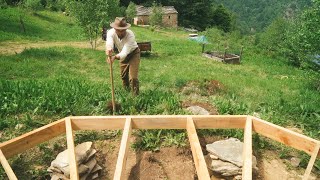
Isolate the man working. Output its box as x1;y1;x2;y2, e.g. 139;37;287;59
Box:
106;17;140;96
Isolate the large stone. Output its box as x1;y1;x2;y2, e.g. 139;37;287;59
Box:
187;106;210;115
206;138;257;169
210;159;242;176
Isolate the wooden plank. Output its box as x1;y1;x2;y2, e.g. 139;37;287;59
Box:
251;116;320;157
114;117;132;180
302;143;320;180
242;116;252;180
71;116;126;130
71;115;247;130
186;117;210;180
0;118;66;158
65;117;79;180
0;149;18;180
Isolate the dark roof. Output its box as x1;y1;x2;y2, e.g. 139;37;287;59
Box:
136;5;178;16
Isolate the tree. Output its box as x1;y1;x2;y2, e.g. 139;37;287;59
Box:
211;4;233;32
125;1;136;24
284;0;320;68
149;2;162;27
66;0;121;49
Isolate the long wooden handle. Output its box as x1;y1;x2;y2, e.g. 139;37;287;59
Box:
109;56;116;115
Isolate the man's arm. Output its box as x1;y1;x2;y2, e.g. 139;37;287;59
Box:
106;29;115;56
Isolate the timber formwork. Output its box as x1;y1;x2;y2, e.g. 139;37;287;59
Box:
0;115;319;180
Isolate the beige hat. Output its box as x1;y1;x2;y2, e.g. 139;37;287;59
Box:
110;17;131;30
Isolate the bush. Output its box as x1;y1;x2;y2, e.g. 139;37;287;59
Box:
0;0;8;9
24;0;43;11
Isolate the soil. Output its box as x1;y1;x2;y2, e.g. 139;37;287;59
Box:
94;136;196;180
0;40;106;55
92;135;320;180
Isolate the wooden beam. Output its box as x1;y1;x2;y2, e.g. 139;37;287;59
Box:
242;116;252;180
302;143;320;180
186;117;210;180
0;149;18;180
114;117;132;180
0;118;66;158
71;115;247;130
251;116;320;158
65;117;79;180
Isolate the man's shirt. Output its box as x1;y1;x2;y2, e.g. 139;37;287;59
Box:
106;28;138;61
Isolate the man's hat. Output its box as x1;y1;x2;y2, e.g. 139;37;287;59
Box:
110;17;131;30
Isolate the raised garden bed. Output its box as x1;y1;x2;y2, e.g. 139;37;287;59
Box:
203;51;241;64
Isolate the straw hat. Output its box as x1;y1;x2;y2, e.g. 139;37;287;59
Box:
110;17;131;30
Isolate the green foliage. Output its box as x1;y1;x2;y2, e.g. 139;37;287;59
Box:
65;0;121;48
23;0;43;11
149;2;162;27
283;0;320;68
133;130;187;151
0;0;8;8
125;1;136;24
211;4;233;32
258;17;289;56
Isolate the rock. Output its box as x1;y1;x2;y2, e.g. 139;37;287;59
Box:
290;157;301;168
209;154;219;160
187;106;210;115
80;158;97;180
206;138;243;167
234;175;242;180
206;138;258;170
210;159;242;176
15;124;25;130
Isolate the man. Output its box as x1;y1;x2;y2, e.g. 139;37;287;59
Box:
106;17;140;96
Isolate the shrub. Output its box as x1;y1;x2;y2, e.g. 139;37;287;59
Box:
24;0;43;11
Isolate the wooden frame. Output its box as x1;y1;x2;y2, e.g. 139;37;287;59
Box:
0;115;319;180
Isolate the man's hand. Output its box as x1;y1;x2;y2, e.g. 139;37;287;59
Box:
106;55;116;64
106;48;113;56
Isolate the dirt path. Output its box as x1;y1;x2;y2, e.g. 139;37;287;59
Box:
0;40;106;55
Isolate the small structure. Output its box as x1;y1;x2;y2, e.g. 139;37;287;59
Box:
134;5;178;27
137;42;151;53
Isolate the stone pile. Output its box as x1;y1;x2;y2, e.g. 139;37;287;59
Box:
47;142;102;180
206;138;258;179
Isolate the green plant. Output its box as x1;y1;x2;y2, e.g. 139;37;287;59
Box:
132;130;162;151
149;2;163;27
125;1;136;24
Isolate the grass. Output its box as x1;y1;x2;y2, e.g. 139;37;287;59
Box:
0;8;319;178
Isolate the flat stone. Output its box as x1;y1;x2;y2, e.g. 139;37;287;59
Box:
187;106;210;115
290;157;301;168
206;138;243;167
210;159;242;176
210;154;219;160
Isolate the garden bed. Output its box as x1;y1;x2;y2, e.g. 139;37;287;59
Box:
203;51;240;64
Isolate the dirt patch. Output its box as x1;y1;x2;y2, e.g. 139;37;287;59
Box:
0;40;106;55
94;136;196;180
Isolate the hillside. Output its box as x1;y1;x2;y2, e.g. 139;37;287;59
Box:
0;7;319;179
214;0;312;32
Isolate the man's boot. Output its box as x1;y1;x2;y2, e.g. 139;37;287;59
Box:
131;78;139;96
122;79;130;91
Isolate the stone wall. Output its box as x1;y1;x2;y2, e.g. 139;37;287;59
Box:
134;14;178;28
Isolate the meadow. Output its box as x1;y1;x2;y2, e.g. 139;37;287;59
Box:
0;8;319;178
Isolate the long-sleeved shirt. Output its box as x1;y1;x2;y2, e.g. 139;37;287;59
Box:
106;28;138;61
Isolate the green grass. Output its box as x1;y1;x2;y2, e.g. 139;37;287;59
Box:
0;8;85;41
0;8;319;179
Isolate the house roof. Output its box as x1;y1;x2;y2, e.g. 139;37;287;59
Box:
136;5;178;16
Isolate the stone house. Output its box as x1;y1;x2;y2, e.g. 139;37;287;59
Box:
134;5;178;27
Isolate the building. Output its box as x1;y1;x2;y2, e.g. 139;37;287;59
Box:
134;5;178;28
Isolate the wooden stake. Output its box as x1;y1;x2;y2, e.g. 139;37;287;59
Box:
65;117;79;180
186;117;210;180
114;117;132;180
0;149;17;180
109;56;116;115
302;143;320;180
242;116;252;180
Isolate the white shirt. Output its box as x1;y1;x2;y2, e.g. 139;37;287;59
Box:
106;28;138;61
